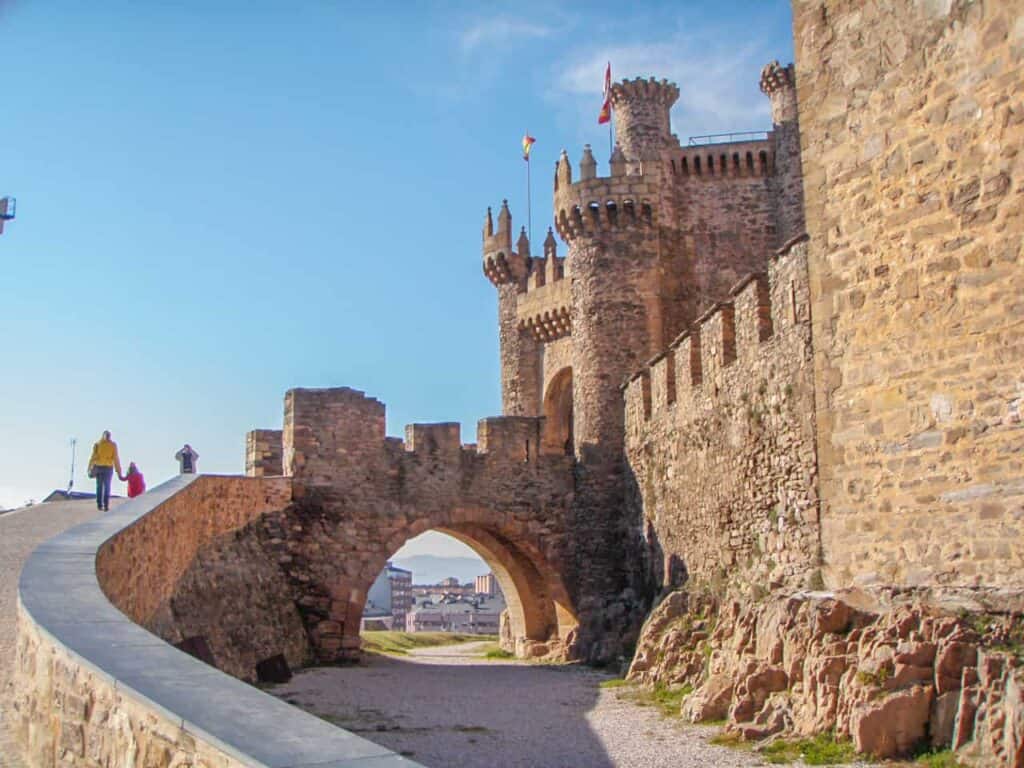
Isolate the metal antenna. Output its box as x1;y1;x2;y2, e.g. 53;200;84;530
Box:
68;438;77;494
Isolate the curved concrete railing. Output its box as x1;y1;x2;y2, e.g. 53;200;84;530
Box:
11;474;421;768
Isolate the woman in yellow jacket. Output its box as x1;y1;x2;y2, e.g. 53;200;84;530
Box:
88;431;122;512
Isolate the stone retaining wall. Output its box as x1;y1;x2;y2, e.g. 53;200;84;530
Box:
10;474;420;768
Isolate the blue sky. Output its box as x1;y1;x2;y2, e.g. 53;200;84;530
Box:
0;0;794;548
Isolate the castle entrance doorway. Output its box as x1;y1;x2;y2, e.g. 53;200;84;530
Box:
542;367;573;455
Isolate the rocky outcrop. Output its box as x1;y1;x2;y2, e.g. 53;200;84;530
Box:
628;588;1024;766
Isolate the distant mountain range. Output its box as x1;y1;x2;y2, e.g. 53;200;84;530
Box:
391;554;491;586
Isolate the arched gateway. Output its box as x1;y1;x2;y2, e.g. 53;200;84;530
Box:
249;387;582;660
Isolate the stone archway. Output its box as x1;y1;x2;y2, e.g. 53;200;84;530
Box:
541;367;573;455
351;508;578;658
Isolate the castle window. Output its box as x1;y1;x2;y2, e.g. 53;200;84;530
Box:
640;202;653;225
758;150;769;175
681;156;689;176
694;156;702;176
746;152;754;173
606;201;618;226
623;199;636;220
719;154;728;175
706;155;715;176
732;153;741;175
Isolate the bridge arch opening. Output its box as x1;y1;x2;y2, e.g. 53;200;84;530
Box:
541;367;574;455
352;516;578;659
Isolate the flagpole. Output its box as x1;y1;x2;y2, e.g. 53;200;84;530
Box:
526;140;532;249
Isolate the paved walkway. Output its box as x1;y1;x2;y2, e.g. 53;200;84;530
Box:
271;641;769;768
0;500;111;768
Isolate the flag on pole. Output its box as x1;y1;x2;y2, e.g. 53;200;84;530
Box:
522;133;536;161
597;62;612;124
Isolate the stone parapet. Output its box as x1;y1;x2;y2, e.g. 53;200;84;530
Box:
10;474;420;768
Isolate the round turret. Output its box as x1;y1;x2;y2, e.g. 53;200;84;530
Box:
759;60;797;125
609;77;680;162
482;199;528;286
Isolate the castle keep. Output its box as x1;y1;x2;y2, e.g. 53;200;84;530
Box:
11;3;1023;767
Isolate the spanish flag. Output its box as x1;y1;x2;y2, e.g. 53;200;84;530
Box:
522;133;536;161
598;62;612;124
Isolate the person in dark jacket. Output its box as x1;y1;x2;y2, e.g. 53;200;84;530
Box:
175;444;199;474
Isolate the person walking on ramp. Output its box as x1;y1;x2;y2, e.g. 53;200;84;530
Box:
87;430;122;512
175;443;199;474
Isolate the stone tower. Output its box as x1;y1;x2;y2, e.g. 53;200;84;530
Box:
554;78;693;467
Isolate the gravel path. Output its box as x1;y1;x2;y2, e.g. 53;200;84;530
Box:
271;641;769;768
0;499;113;768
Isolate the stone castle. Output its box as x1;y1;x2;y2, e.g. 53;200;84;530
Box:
11;2;1023;766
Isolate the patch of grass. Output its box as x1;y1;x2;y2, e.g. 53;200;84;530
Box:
623;682;693;716
856;666;890;687
760;734;858;765
599;677;630;689
913;748;966;767
483;645;515;660
360;631;489;656
709;731;754;750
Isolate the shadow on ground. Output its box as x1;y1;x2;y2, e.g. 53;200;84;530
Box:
270;647;618;768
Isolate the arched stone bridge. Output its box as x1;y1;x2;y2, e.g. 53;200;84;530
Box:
246;387;594;662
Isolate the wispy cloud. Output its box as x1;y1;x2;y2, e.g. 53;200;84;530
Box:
460;17;554;52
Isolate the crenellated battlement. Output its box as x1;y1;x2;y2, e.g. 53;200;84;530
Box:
269;387;568;486
624;234;811;427
552;149;662;242
668;138;775;181
610;77;680;110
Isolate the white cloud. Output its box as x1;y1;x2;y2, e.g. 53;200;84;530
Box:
552;35;775;139
460;17;554;52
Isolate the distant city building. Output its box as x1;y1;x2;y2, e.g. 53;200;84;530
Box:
438;576;460;588
362;561;413;630
475;573;499;597
405;591;505;634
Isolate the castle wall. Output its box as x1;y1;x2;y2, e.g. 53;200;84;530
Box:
794;0;1024;587
670;169;781;318
624;238;821;592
